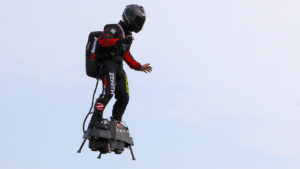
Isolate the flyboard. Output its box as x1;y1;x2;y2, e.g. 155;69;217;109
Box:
77;118;136;160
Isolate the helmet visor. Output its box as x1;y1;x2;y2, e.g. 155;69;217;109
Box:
133;16;145;32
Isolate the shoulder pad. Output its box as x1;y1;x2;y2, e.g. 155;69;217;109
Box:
104;24;120;35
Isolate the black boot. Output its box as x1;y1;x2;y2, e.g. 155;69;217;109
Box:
88;111;109;130
94;121;109;130
88;111;102;129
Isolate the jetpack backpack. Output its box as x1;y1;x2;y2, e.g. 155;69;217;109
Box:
85;31;109;78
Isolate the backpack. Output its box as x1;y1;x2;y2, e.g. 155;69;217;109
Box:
85;27;125;78
85;31;105;78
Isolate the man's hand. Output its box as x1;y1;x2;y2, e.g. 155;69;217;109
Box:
139;63;152;73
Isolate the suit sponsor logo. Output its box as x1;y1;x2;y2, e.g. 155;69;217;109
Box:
109;73;115;94
96;103;105;111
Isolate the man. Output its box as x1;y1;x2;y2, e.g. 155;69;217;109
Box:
88;4;152;129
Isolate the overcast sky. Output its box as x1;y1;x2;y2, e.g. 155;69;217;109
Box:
1;0;300;169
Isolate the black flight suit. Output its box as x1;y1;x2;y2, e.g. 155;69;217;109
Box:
88;21;141;128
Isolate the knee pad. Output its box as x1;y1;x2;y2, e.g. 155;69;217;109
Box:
95;94;113;111
95;102;105;111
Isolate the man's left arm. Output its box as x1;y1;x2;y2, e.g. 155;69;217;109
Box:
124;51;152;73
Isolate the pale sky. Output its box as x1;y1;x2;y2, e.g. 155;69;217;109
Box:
1;0;300;169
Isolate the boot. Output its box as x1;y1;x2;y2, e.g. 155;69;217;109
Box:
93;121;109;130
88;111;102;129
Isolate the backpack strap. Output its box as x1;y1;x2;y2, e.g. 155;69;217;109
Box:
117;24;125;38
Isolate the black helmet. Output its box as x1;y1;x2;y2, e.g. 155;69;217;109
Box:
122;4;146;33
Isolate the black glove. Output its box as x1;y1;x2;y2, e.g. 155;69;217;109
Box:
115;35;134;52
120;35;134;45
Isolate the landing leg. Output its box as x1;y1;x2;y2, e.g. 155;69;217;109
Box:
129;146;136;160
108;144;112;153
77;138;87;153
97;152;102;159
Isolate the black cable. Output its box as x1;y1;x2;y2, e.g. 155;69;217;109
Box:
82;78;99;133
